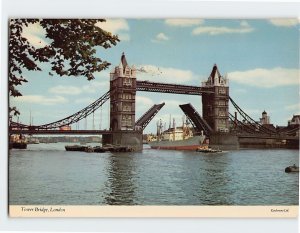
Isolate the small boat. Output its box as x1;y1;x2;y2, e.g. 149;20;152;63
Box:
285;164;299;173
196;146;222;153
65;145;88;152
9;134;27;149
10;142;27;149
93;146;106;153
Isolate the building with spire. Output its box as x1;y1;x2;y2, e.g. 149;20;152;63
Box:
288;115;300;126
260;110;270;125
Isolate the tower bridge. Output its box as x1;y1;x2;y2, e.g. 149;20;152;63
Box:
9;53;299;150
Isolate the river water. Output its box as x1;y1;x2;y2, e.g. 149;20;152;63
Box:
9;143;299;205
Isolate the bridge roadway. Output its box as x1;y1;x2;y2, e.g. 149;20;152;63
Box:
10;128;298;141
136;81;214;95
9;129;132;135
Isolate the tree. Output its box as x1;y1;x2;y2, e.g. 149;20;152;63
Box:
9;19;119;115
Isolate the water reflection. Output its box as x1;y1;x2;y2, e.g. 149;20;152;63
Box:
198;153;233;205
104;153;137;205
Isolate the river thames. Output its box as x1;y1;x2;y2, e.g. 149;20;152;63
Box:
9;143;299;205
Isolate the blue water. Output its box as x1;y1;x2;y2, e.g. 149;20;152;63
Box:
9;143;299;205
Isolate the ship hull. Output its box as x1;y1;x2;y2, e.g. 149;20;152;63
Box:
149;135;205;151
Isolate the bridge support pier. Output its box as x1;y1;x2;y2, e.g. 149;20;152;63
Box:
209;133;239;150
102;131;143;151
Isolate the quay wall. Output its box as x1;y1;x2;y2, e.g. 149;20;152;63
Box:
209;133;240;150
238;137;299;149
209;133;299;150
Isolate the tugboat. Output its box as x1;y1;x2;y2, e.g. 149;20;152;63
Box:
196;145;222;153
285;164;299;173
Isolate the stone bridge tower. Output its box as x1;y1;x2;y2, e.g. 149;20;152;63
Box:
202;64;229;132
103;53;142;151
109;53;137;131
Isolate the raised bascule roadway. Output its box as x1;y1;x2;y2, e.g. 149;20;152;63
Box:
9;53;299;150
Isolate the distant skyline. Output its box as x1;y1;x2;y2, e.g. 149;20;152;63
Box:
10;19;299;133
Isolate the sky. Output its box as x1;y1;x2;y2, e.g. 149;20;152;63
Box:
10;18;299;134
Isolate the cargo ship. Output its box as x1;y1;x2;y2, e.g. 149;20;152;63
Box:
148;118;207;151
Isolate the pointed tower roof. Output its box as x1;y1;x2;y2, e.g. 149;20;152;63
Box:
121;52;128;71
118;61;123;69
210;64;221;82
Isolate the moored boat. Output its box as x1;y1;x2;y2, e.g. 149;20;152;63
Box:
65;145;88;152
285;164;299;173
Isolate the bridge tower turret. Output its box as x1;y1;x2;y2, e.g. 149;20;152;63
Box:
109;53;137;131
201;64;229;132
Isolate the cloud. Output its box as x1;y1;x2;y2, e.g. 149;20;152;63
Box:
136;64;196;84
14;95;68;105
22;23;48;48
164;100;182;108
285;104;300;111
268;19;299;27
234;88;247;94
228;67;299;88
136;96;154;107
48;75;108;96
117;33;130;41
151;32;169;43
153;114;185;127
95;19;130;41
49;85;82;95
82;81;109;94
242;109;261;115
165;19;204;27
192;21;254;35
136;96;155;115
75;98;94;104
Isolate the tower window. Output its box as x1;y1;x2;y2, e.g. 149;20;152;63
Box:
219;88;226;94
218;100;225;106
123;103;132;111
124;78;132;86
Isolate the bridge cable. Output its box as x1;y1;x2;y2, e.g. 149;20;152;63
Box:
229;97;277;134
11;91;110;130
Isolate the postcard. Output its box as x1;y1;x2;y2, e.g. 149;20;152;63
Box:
8;18;299;218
